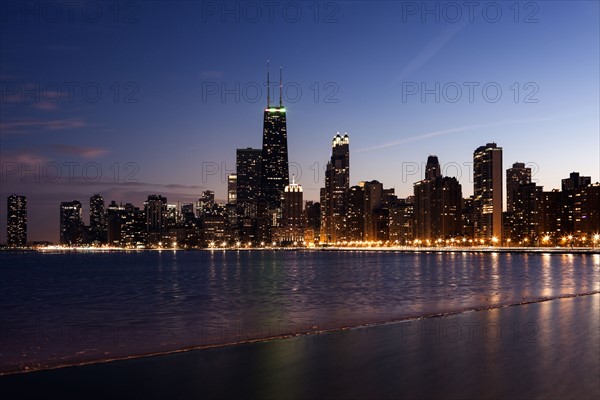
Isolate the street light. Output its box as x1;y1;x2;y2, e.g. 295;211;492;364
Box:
541;235;551;247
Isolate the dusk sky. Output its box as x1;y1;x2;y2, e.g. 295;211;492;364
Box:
1;1;599;242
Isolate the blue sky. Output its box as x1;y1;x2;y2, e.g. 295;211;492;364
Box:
1;1;599;241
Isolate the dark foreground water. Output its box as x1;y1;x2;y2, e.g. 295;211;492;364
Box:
1;250;598;375
2;294;599;399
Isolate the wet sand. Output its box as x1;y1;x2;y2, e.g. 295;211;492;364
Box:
2;294;598;399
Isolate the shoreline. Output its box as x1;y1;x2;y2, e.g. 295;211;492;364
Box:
1;246;599;255
2;291;598;377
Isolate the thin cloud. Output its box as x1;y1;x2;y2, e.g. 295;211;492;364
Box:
0;118;87;134
33;102;60;111
53;144;108;158
354;118;553;153
0;149;49;165
390;21;468;87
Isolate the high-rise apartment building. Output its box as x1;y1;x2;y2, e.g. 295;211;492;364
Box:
89;194;107;244
60;200;84;245
228;174;237;205
7;194;27;247
506;162;531;214
473;143;503;240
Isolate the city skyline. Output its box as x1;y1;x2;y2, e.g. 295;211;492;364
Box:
1;2;599;242
3;91;600;243
3;131;598;245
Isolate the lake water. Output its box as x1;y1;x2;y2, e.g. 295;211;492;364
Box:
1;250;599;374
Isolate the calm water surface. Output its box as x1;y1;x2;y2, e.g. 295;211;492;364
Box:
1;250;598;373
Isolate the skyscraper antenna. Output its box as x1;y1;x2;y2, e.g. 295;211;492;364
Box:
279;67;283;107
267;60;270;108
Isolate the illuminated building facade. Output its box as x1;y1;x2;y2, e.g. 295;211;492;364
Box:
473;143;503;240
258;65;289;242
7;194;27;247
321;133;350;243
89;194;107;244
60;200;84;245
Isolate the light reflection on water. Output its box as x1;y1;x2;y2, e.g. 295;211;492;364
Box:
0;250;598;373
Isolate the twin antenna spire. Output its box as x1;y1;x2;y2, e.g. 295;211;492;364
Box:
266;60;283;108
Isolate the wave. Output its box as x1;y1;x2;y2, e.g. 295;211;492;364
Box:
2;291;598;377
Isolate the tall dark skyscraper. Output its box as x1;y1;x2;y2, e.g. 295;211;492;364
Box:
145;195;167;245
7;194;27;247
506;162;531;214
321;133;350;243
89;194;107;244
236;147;262;243
236;148;262;216
107;200;125;246
60;200;84;245
258;64;289;242
473;143;503;240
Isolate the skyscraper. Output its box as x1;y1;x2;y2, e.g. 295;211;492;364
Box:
347;185;365;242
573;182;599;236
512;182;543;242
7;194;27;247
106;201;125;246
89;194;107;244
388;196;414;245
236;147;262;219
413;179;433;239
237;148;262;244
122;203;146;248
473;143;503;240
414;156;462;240
227;174;237;205
321;133;350;243
506;162;531;213
258;64;289;242
359;180;383;242
561;172;591;191
60;200;84;245
180;203;195;223
145;195;167;245
425;155;441;180
303;201;321;244
196;190;215;216
274;177;304;244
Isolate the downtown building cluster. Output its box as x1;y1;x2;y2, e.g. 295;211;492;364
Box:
3;74;600;248
5;140;599;249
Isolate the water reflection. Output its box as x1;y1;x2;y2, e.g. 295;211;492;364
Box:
0;251;598;374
